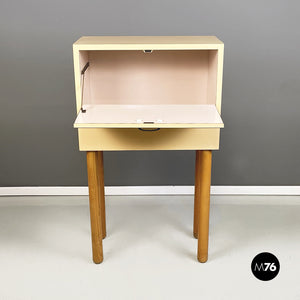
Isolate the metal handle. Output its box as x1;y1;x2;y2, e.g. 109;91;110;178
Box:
138;128;160;132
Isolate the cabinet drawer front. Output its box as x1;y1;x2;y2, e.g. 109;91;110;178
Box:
78;128;220;151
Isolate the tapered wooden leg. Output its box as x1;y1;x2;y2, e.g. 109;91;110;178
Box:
87;151;103;264
197;150;212;263
97;151;106;239
193;150;201;238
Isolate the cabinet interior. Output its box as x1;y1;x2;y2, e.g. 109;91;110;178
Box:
74;49;223;128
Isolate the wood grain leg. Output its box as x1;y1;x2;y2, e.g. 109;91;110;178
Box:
97;151;106;239
87;151;103;264
193;150;201;239
197;150;212;263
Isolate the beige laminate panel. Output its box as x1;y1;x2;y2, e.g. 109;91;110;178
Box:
207;50;218;109
78;128;220;151
74;104;224;129
73;36;224;50
215;44;224;114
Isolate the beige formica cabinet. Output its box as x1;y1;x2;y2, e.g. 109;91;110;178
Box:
73;36;224;263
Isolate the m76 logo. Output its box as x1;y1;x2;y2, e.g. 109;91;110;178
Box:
254;262;277;272
251;252;280;281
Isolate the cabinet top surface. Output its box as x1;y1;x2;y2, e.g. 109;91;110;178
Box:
73;36;223;50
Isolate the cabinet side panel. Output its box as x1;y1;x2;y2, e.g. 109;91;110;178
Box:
78;128;220;151
207;50;218;107
73;49;89;113
73;48;81;113
216;46;224;114
80;51;91;110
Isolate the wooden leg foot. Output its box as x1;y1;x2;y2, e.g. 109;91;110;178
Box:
87;151;104;264
197;150;212;263
197;254;208;263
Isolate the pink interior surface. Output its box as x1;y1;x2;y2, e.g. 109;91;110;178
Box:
80;50;218;106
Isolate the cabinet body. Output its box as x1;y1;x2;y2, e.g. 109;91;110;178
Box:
73;36;224;150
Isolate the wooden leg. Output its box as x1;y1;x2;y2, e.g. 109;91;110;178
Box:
193;150;201;238
87;151;103;264
197;150;212;263
97;151;106;239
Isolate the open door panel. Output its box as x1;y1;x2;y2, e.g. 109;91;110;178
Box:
74;104;224;129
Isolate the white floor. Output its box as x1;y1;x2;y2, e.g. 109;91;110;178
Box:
0;195;299;300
